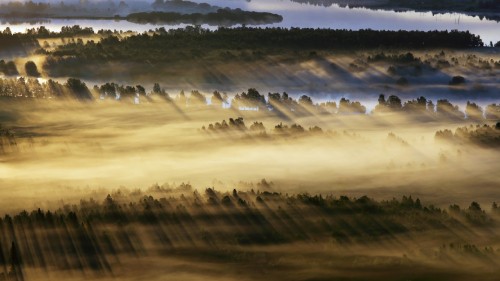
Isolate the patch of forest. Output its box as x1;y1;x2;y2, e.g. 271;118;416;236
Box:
0;185;498;278
0;31;39;54
200;117;357;141
49;27;484;62
126;9;283;26
1;78;500;124
435;123;500;147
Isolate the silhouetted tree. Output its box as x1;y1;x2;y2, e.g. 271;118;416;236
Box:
189;90;206;106
211;91;224;107
436;99;464;119
338;98;366;114
403;96;428;113
136;85;146;95
177;90;187;106
465;101;484;120
66;78;92;100
374;94;402;112
249;121;265;132
2;61;18;76
24;61;40;77
153;83;161;94
298;95;313;106
232;88;265;109
378;94;386;105
387;95;402;110
492;202;499;214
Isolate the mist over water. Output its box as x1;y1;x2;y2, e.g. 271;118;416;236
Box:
1;100;498;212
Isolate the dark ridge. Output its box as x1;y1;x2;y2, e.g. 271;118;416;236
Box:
126;9;283;26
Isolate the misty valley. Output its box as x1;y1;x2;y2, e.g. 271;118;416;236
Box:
0;0;499;281
1;88;499;280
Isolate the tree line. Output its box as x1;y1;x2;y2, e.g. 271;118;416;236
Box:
0;29;39;53
0;77;92;101
0;187;497;276
435;123;500;147
126;9;283;26
50;27;484;62
1;77;499;121
201;117;326;137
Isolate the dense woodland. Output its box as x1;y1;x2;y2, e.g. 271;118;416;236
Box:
50;27;484;62
126;9;283;26
0;31;39;54
0;186;498;279
0;77;92;100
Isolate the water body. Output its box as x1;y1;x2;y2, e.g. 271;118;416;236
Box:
0;0;499;44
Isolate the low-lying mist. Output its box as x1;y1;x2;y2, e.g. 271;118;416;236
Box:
0;100;498;213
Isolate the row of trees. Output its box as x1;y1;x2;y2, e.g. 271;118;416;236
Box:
435;123;500;147
89;83;500;121
0;77;91;100
24;25;95;38
0;30;39;53
229;89;498;120
0;60;41;77
1;77;499;121
373;94;493;120
3;25;127;39
126;9;283;26
0;188;497;275
201;117;325;136
51;27;484;62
